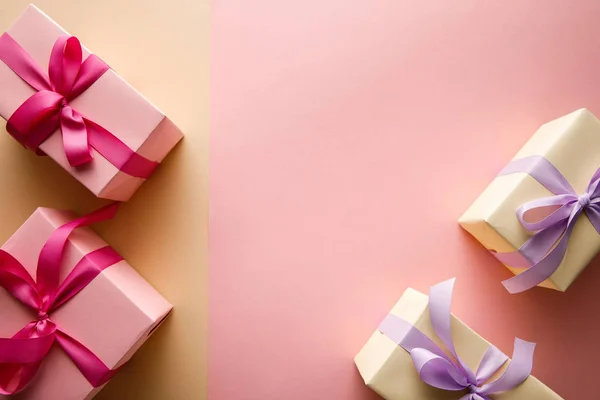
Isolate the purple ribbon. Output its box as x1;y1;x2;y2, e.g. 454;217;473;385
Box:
490;156;600;293
379;279;535;399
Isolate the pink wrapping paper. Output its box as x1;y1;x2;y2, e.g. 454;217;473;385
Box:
0;207;172;399
0;5;183;201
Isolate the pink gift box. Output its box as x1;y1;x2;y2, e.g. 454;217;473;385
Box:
0;207;172;399
0;5;183;201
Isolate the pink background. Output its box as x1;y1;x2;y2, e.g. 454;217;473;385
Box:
210;1;600;399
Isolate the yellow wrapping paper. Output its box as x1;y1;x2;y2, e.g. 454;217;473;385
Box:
459;109;600;291
354;287;562;399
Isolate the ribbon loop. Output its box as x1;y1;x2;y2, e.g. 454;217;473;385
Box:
478;339;535;395
49;36;83;96
516;194;576;233
379;279;533;397
493;156;600;293
6;90;63;150
0;250;41;310
0;204;122;394
0;33;159;178
474;345;508;386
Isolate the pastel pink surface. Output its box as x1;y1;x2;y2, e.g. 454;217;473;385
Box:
0;5;184;201
210;1;600;399
0;208;172;399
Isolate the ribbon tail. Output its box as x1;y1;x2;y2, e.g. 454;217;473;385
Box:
428;279;476;382
0;334;55;364
502;216;577;294
0;362;43;395
518;221;568;265
585;204;600;234
61;107;93;167
492;220;567;269
477;339;535;395
0;323;56;396
55;330;118;387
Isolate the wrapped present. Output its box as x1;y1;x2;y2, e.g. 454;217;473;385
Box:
0;204;172;399
0;5;183;201
459;109;600;293
354;279;561;400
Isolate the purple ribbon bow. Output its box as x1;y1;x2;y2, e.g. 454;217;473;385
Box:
379;279;535;399
491;156;600;293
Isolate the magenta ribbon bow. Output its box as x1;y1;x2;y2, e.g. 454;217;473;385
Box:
379;279;535;399
0;33;158;178
490;156;600;293
0;203;123;395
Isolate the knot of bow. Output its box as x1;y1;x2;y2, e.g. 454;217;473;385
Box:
2;34;108;167
0;33;158;178
0;204;122;395
379;279;535;398
492;156;600;293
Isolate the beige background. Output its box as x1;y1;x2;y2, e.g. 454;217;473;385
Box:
0;1;208;399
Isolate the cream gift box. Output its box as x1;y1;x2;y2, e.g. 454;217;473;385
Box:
0;5;183;201
0;206;172;399
354;286;561;400
459;109;600;292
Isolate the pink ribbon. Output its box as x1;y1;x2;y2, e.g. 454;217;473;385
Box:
0;33;158;178
0;203;123;395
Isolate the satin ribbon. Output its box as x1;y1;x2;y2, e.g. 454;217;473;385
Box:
0;203;123;395
379;279;534;400
0;33;159;178
488;156;600;293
